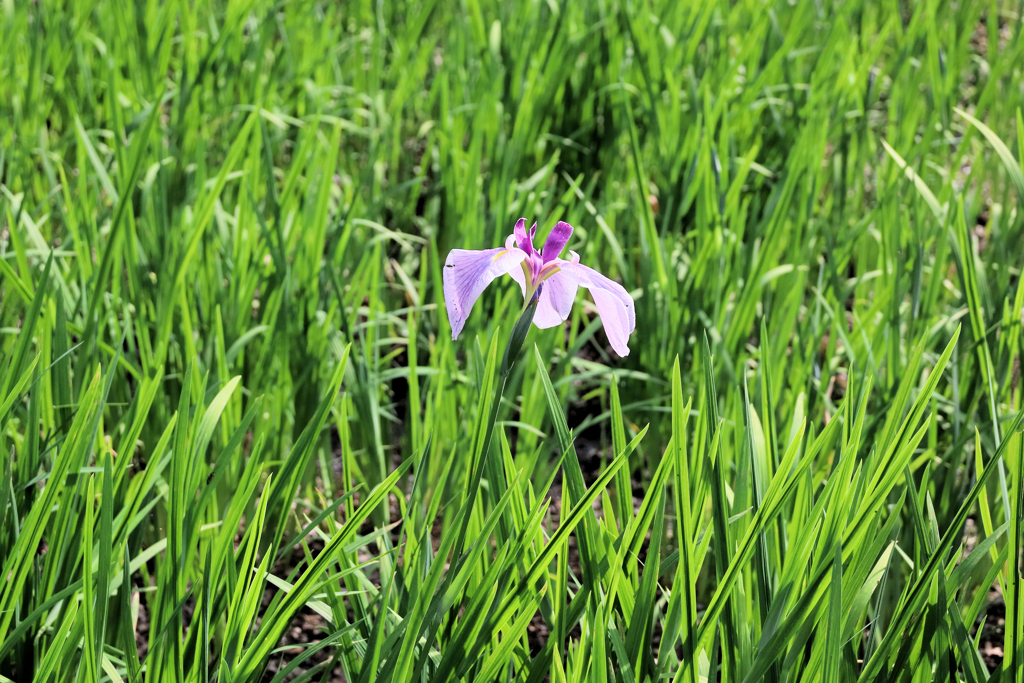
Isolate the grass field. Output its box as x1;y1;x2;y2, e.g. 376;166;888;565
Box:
2;0;1024;681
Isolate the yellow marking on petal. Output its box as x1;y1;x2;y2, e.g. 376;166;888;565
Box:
521;261;537;300
538;265;561;283
491;249;510;261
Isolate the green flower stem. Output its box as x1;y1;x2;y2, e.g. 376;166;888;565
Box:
453;289;540;560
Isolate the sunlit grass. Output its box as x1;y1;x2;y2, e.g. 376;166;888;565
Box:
1;1;1023;681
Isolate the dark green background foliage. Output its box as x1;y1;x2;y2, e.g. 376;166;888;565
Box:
2;0;1024;681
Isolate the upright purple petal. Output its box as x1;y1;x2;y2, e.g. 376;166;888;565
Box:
513;218;535;256
564;262;635;356
541;221;574;263
443;247;527;339
532;270;578;329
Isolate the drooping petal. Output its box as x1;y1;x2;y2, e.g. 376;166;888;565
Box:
541;221;574;263
443;247;527;339
532;269;578;329
513;218;535;256
589;288;634;356
563;260;635;356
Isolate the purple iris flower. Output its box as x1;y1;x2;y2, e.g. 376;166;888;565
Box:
443;218;636;356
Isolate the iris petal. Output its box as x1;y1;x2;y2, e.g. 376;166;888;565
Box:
541;221;574;263
533;270;578;329
443;247;527;339
563;262;635;356
513;218;535;256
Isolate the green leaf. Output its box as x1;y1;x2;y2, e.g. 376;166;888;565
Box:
954;107;1024;201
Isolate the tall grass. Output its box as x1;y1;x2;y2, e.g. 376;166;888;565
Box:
1;0;1023;681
